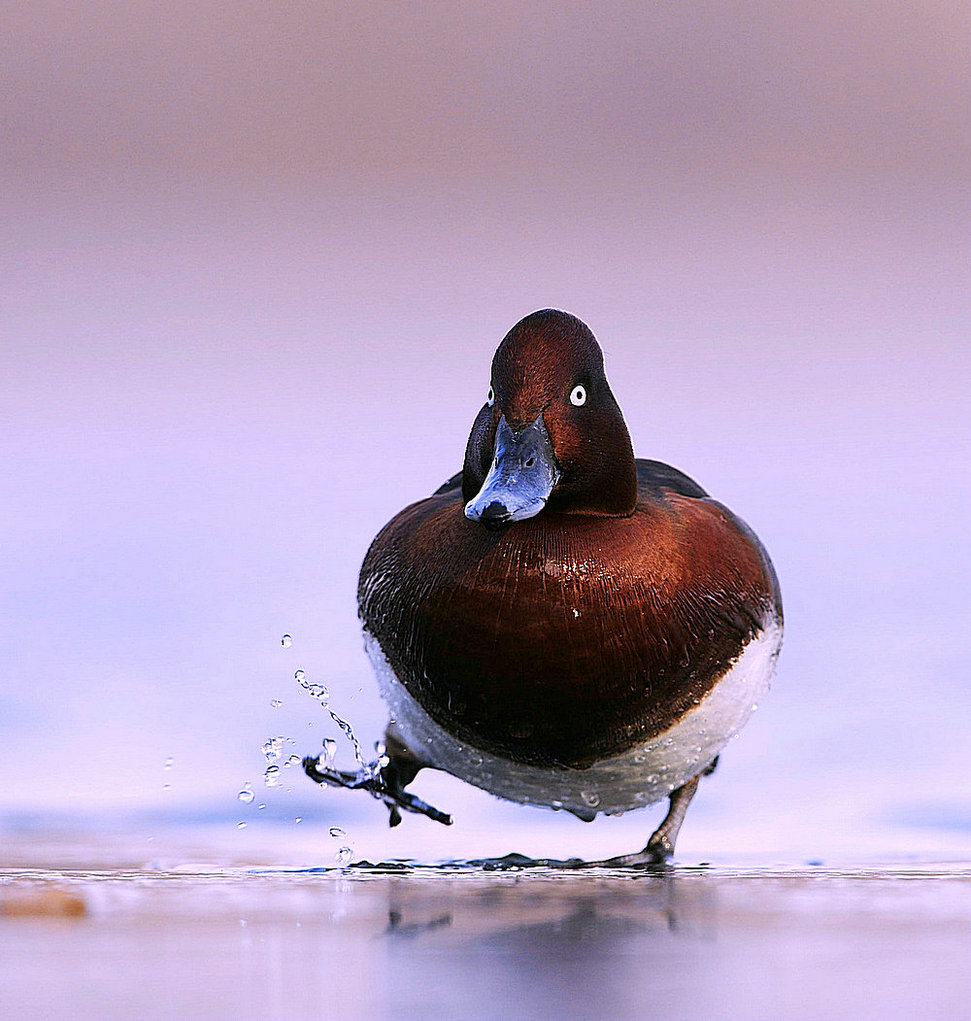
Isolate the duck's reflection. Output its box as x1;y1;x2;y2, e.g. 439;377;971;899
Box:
379;871;716;1017
380;870;715;942
385;907;453;939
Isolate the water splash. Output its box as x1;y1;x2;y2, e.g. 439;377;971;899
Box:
261;737;284;762
296;668;378;779
298;673;374;774
237;784;255;804
328;709;372;774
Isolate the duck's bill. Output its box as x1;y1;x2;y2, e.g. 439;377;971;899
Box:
464;414;560;529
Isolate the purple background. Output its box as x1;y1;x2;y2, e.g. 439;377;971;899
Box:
2;2;968;860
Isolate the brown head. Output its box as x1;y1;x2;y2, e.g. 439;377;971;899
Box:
463;310;637;526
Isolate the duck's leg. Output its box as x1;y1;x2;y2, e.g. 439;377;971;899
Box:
380;725;428;828
608;757;719;866
302;722;451;827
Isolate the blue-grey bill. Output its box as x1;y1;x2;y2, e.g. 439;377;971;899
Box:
464;414;560;528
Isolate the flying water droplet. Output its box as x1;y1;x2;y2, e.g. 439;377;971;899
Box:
238;785;255;804
257;803;266;810
264;764;281;787
237;821;247;830
281;634;293;648
329;826;346;839
327;709;371;774
284;754;301;768
261;737;284;762
295;816;302;824
163;756;173;770
335;846;353;867
270;699;282;709
294;669;306;683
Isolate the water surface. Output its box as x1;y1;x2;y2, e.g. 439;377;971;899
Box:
2;833;967;1021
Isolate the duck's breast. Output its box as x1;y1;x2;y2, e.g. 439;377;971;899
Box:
359;485;781;771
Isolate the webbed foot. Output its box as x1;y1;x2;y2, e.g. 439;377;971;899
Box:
302;724;453;831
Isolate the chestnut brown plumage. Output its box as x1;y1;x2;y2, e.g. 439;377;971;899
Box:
309;309;782;862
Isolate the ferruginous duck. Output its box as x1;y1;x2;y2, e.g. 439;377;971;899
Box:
305;309;782;863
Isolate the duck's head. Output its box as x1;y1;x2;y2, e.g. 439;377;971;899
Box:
463;310;637;528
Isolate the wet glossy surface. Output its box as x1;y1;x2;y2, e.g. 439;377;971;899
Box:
2;838;968;1021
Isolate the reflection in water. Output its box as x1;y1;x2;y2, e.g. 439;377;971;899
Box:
379;869;716;1019
1;859;967;1021
385;908;453;938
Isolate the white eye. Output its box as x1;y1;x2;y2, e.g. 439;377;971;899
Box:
487;386;495;407
570;384;587;407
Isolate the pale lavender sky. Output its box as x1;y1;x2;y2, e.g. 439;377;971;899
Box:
2;3;968;858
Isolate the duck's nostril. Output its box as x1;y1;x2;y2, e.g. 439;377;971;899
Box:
524;457;535;468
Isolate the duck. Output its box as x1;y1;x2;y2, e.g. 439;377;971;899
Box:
306;309;783;863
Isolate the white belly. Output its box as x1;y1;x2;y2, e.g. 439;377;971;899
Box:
365;620;782;818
